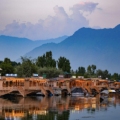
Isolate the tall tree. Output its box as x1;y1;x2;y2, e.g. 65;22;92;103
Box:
36;51;56;68
87;65;92;76
76;66;86;76
103;70;110;79
91;64;96;75
57;57;71;72
96;69;103;78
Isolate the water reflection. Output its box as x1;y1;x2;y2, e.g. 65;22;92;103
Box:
0;94;120;120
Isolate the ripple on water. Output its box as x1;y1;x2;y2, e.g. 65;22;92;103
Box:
82;116;95;118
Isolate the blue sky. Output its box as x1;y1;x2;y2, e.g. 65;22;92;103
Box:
0;0;120;40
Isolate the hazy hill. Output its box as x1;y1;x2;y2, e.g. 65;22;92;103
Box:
0;35;67;60
24;25;120;73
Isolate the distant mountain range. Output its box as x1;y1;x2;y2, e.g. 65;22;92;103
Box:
0;35;67;60
24;24;120;74
1;25;120;73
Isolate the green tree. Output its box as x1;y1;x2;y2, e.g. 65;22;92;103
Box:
15;65;23;77
91;64;96;75
11;61;21;67
0;61;3;65
57;57;71;72
1;58;14;75
96;69;103;78
111;73;119;81
87;64;96;76
36;51;56;68
87;65;92;77
76;66;86;76
36;55;46;67
96;69;111;79
16;57;37;77
118;74;120;80
103;70;111;79
38;67;63;78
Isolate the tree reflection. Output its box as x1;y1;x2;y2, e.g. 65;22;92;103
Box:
0;94;120;120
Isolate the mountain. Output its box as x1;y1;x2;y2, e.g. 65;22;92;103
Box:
0;35;67;60
24;24;120;74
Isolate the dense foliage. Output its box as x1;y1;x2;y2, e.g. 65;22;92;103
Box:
0;51;120;80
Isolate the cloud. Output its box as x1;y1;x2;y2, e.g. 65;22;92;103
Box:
0;2;98;40
71;2;99;13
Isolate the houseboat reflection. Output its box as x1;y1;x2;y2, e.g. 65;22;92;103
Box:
0;94;119;119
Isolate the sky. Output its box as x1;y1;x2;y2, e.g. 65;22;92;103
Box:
0;0;120;40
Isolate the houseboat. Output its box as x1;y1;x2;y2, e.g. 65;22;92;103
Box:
71;87;84;96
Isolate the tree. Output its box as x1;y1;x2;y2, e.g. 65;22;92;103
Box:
96;69;111;79
0;58;14;75
38;67;63;78
16;57;37;77
36;51;56;68
103;70;111;79
91;64;96;75
96;69;103;78
76;66;86;76
57;57;71;72
111;73;119;81
0;61;3;65
11;61;21;67
87;65;92;76
118;74;120;80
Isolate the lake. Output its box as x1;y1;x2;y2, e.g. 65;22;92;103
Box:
0;93;120;120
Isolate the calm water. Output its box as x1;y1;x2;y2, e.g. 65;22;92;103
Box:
0;94;120;120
